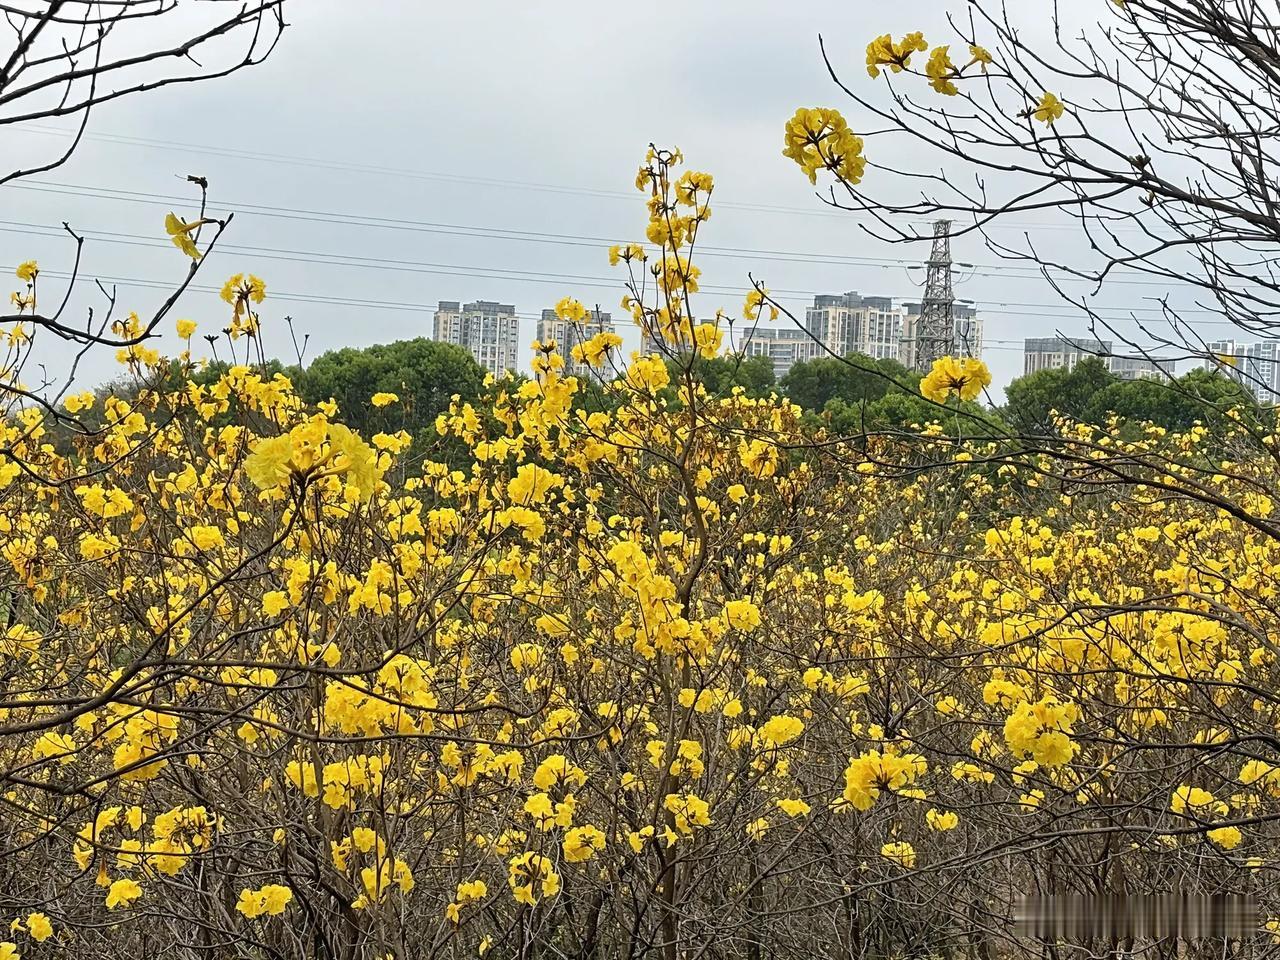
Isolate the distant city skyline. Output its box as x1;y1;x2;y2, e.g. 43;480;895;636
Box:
431;292;986;380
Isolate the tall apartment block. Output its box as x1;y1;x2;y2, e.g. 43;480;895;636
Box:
1023;336;1164;381
432;300;521;377
1204;339;1280;400
804;292;903;360
535;308;615;379
740;292;919;377
736;292;990;379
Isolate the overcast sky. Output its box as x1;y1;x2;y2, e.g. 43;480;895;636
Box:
4;0;1218;399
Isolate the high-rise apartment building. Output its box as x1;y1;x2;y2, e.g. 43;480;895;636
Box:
535;308;615;379
1023;336;1111;376
804;292;904;361
432;300;521;377
1023;336;1164;381
1204;339;1280;400
899;302;984;369
628;291;989;380
736;293;989;380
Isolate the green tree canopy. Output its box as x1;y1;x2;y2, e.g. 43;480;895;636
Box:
297;338;484;438
1082;367;1258;433
1003;358;1258;434
824;391;1002;439
1001;357;1115;433
780;353;916;412
663;353;777;400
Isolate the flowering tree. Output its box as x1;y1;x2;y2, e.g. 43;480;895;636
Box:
1;127;1278;960
771;3;1280;954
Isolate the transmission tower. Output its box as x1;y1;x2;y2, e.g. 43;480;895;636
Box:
913;219;956;371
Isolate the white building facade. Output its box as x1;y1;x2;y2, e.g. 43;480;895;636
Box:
804;292;904;361
432;300;522;377
1204;339;1280;400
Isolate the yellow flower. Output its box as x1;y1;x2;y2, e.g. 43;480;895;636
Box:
843;751;927;810
63;391;94;414
175;318;198;339
235;884;292;918
0;942;18;960
664;792;713;834
371;392;399;407
926;808;959;831
1003;696;1078;768
220;273;243;304
220;273;267;310
968;44;992;70
743;287;778;322
724;599;762;632
866;32;928;78
759;714;804;747
165;213;201;259
32;730;77;764
783;107;866;185
925;46;958;95
1032;92;1064;125
562;825;606;863
105;878;142;909
555;297;587;323
25;914;52;943
738;439;778;478
259;884;293;915
692;322;722;360
776;797;811;818
880;841;917;868
508;463;560;506
1171;785;1226;816
919;356;991;403
15;261;37;282
244;422;380;502
245;434;294;492
625;353;671;392
262;591;290;617
571;331;623;369
1207;825;1242;850
607;243;645;266
507;852;560;905
188;525;224;551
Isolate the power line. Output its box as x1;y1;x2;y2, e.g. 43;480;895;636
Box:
2;223;1241;322
9;125;858;220
14;123;1138;232
6;179;1182;287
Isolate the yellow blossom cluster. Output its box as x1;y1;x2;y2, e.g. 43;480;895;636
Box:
920;354;992;403
782;107;866;185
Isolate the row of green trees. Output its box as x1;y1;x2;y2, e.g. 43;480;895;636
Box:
100;338;1256;452
780;354;1256;436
